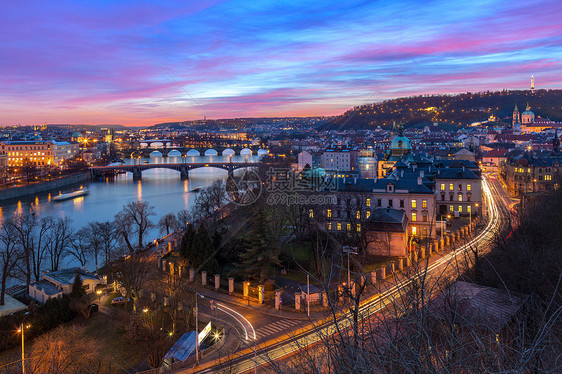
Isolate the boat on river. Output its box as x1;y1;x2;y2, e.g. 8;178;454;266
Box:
53;187;89;201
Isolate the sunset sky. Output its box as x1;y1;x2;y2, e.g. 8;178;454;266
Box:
1;0;561;126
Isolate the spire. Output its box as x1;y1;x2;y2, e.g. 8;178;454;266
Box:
514;103;518;111
531;75;535;92
526;102;531;111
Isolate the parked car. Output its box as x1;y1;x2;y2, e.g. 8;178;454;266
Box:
111;296;125;305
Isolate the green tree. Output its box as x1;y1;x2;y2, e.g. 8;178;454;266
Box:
71;271;85;298
239;207;281;282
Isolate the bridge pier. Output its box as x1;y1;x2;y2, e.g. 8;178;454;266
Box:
180;166;189;180
132;168;142;181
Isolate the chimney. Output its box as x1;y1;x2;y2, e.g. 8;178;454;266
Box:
420;170;424;178
417;177;422;185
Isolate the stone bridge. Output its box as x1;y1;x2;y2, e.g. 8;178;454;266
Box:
90;162;261;181
128;145;269;158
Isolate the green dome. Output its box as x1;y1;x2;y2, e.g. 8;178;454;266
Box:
391;135;411;150
305;167;327;178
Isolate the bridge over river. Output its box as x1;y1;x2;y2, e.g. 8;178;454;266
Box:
90;161;262;181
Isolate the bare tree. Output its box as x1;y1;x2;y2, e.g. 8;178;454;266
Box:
0;223;21;305
176;208;192;228
29;324;102;373
158;213;179;236
46;217;73;271
114;210;135;253
68;227;90;267
116;255;151;311
117;200;155;249
94;221;118;267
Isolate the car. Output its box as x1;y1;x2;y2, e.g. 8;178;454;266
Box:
111;296;125;305
89;303;99;313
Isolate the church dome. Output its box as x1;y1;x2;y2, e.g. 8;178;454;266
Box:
391;135;411;150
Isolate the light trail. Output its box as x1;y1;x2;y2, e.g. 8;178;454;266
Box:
216;304;249;341
216;303;256;341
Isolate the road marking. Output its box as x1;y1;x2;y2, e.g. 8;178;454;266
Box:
255;319;302;340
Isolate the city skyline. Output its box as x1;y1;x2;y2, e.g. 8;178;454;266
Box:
1;0;562;126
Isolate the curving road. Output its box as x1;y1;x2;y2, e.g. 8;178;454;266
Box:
180;175;514;373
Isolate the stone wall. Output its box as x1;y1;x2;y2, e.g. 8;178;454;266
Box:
0;172;90;202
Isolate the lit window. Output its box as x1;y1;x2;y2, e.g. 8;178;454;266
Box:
467;184;471;191
458;205;463;213
422;200;427;209
337;222;342;231
366;198;371;207
366;211;371;219
356;211;361;219
449;183;454;191
308;209;314;218
412;212;417;221
327;222;332;230
356;224;361;232
450;205;454;212
327;209;332;218
441;183;445;191
412;226;417;235
346;223;351;231
458;193;463;202
467;205;471;213
545;175;552;180
411;200;417;209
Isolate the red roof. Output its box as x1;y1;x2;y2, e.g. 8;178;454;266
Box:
483;149;509;158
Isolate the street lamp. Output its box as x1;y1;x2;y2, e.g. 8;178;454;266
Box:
17;323;30;374
440;214;451;241
194;293;205;366
342;246;358;289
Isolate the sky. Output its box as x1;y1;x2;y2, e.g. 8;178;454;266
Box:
1;0;561;126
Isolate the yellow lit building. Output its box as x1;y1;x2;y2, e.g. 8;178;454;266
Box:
0;141;79;167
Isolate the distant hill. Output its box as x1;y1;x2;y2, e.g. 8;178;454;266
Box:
322;89;562;131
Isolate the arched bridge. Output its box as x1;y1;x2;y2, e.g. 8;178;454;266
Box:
90;162;261;181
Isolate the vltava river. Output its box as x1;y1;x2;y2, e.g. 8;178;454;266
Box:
0;154;258;244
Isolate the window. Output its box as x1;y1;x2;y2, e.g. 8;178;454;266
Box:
327;222;332;230
467;184;471;191
422;200;427;209
546;175;552;181
388;199;393;207
356;211;361;219
377;198;382;207
366;198;371;207
366;210;371;219
357;224;361;232
458;205;463;213
400;199;404;208
450;205;454;212
412;226;417;235
308;209;314;218
449;183;454;191
346;223;351;231
412;212;417;222
467;205;471;213
441;183;445;191
449;193;454;202
423;228;428;236
458;193;463;202
327;209;332;218
458;184;462;191
337;222;342;231
411;200;417;209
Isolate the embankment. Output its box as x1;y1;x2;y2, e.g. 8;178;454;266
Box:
0;172;90;202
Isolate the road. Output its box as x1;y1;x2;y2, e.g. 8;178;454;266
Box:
179;175;514;373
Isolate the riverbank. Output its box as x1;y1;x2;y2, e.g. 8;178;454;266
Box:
0;172;90;202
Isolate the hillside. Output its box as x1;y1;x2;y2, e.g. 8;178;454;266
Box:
323;89;562;130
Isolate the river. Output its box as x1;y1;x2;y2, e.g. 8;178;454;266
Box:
0;154;259;271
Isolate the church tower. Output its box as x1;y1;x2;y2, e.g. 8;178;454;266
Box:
512;103;520;127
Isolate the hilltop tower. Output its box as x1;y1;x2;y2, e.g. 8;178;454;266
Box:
531;75;535;93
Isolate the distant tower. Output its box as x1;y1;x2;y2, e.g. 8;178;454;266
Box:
512;103;520;127
554;129;560;153
531;75;535;93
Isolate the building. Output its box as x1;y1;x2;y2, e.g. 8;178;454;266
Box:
29;267;104;303
365;208;409;257
0;153;6;168
297;150;313;171
320;146;351;172
357;149;377;179
0;140;79;167
378;125;413;177
500;150;562;197
521;103;535;125
435;168;482;217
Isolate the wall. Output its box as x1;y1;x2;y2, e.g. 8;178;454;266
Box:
0;172;90;202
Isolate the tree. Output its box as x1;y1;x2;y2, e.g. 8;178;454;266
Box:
68;227;90;267
117;200;155;249
114;210;135;253
71;271;85;299
158;213;179;236
176;209;192;228
178;224;218;273
46;217;73;271
30;325;102;373
94;221;118;266
69;271;91;318
0;223;21;306
84;222;104;270
238;206;280;282
116;256;151;311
